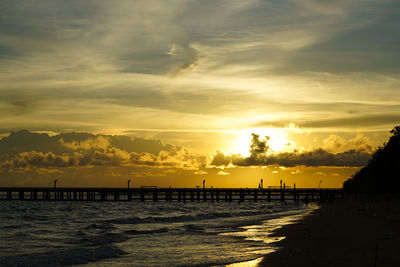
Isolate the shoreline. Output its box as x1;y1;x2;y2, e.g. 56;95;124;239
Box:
258;196;400;267
226;204;317;267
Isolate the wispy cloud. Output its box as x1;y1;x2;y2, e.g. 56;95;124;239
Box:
0;0;399;150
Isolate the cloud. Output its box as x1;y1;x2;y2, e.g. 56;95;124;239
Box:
0;148;206;172
59;136;110;151
300;114;400;129
0;130;169;155
155;147;206;170
250;133;270;156
291;169;303;174
217;171;230;176
0;149;131;172
210;151;233;166
237;148;370;167
209;133;372;167
0;130;206;173
169;44;200;76
193;170;207;175
2;151;72;169
322;134;373;153
280;0;400;74
254;113;400;131
0;0;399;149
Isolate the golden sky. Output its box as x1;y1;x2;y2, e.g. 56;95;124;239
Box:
0;0;399;188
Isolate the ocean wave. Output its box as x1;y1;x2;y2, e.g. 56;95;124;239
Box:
107;210;273;226
0;223;32;230
0;245;126;267
184;224;205;232
107;216;155;225
0;201;310;267
12;232;34;239
74;232;129;246
84;223;115;231
124;227;168;235
30;229;52;234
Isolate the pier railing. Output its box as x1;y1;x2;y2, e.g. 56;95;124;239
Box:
0;187;343;202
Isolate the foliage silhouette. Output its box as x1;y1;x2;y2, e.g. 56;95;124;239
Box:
343;126;400;193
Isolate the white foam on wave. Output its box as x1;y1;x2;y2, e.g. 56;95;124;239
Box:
0;201;313;266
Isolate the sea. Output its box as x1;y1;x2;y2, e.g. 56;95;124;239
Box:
0;200;314;266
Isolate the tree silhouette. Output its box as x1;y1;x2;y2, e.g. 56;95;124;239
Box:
343;125;400;193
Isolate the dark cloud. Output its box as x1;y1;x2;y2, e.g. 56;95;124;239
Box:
0;130;61;154
0;149;130;171
0;130;205;173
250;133;270;155
300;114;400;128
210;133;372;167
210;151;232;166
0;0;399;146
242;149;371;167
254;113;400;129
91;87;257;116
169;45;200;76
0;130;170;155
275;0;400;74
0;44;20;59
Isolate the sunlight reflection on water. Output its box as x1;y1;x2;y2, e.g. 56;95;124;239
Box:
225;257;264;267
220;203;319;266
0;201;316;266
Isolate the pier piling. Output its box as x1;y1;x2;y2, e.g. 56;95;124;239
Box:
0;187;343;202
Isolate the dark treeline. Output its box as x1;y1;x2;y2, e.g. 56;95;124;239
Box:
343;126;400;193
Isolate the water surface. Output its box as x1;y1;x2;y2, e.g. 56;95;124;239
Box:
0;201;311;266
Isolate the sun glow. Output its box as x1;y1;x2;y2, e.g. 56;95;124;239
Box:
230;128;296;157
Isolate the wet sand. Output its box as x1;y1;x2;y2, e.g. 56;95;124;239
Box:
260;196;400;267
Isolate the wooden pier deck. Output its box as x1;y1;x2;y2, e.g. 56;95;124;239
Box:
0;187;343;202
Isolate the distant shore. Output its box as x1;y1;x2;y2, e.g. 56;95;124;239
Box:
259;195;400;267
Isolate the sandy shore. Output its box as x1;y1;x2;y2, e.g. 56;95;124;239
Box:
259;196;400;267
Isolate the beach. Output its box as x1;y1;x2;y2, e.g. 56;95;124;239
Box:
260;196;400;267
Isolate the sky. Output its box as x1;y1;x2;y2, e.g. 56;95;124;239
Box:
0;0;399;188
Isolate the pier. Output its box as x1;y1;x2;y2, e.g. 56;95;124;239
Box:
0;187;343;202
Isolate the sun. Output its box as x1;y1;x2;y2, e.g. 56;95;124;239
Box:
230;128;296;156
